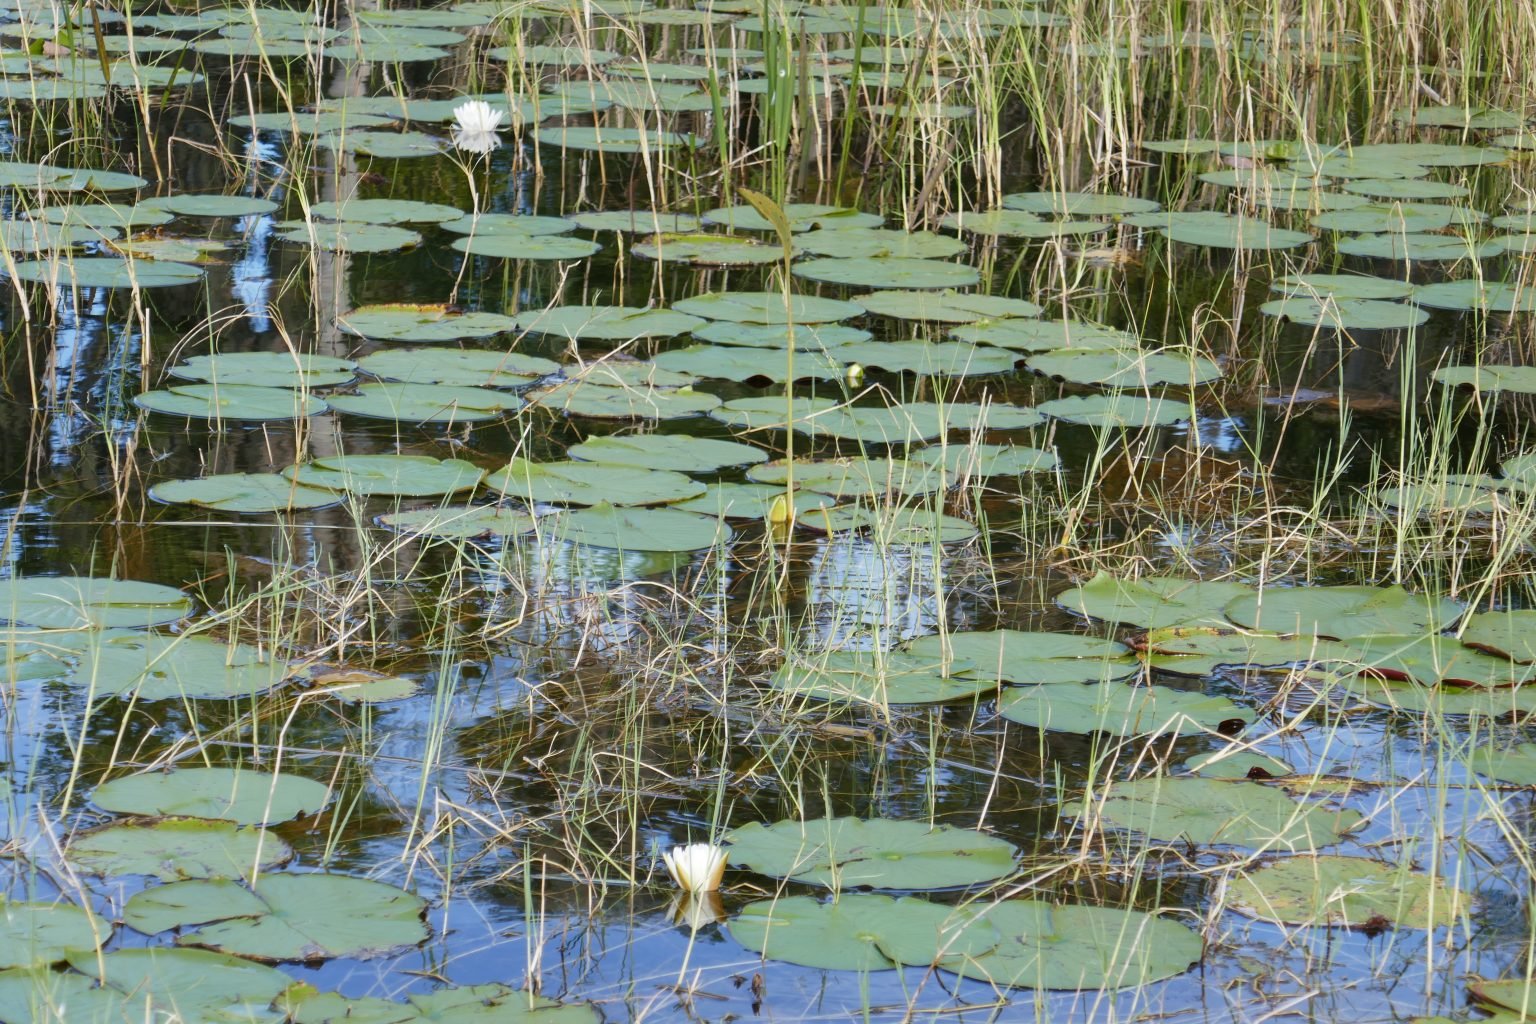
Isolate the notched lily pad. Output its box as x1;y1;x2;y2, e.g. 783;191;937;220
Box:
725;815;1018;889
769;650;992;706
67;818;291;881
1224;855;1469;928
92;767;331;826
0;576;190;629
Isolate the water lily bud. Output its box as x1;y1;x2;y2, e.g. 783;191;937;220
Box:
662;842;728;895
767;492;795;525
845;362;864;388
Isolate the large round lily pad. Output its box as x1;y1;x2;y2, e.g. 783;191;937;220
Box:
0;576;190;629
1342;634;1536;687
1224;585;1466;638
487;458;703;506
853;290;1043;322
747;458;946;498
358;349;558;387
1224;855;1468;928
338;304;519;342
1037;394;1190;427
632;232;786;266
378;504;539;540
701;203;881;233
530;382;721;419
0;901;103;969
37;947;293;1023
998;681;1253;737
692;321;870;349
284;455;484;498
325;383;525;423
91;768;330;826
167;353;357;389
134;384;326;421
797;227;967;259
792;256;979;289
1433;365;1536;394
67;819;291;881
450;234;601;260
512;304;704;340
728;894;962;972
1026;347;1223;387
11;256;204;289
1259;296;1428;330
904;631;1137;685
567;434;766;471
533;125;698;152
725;816;1018;889
912;443;1058;478
1156;212;1313;250
1144;629;1357;677
672;290;864;324
308;198;462;225
1459;609;1536;662
11;628;294;701
149;473;342;513
769;650;992;705
122;873;428;961
1064;777;1362;850
1057;572;1255;628
552;504;732;552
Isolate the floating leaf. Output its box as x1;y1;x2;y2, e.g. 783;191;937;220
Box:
11;256;204;288
123;874;428;961
1459;609;1536;662
358;348;557;386
770;650;992;705
552;503;732;552
338;304;519;342
280;983;601;1024
632;232;786;266
533;125;698;152
797;227;967;259
650;343;845;382
792;256;979;289
325;382;525;423
67;819;290;881
5;628;293;701
146;194;279;217
1259;296;1428;330
567;434;766;471
1144;630;1356;676
47;947;292;1023
728;894;962;972
150;473;342;513
672;290;864;324
1057;572;1254;628
0;577;190;629
1336;232;1503;261
702;203;882;233
1064;777;1361;849
1183;749;1294;779
0;901;103;969
1413;281;1536;313
450;233;601;260
833;340;1018;377
953;318;1139;353
726;816;1017;889
91;768;330;826
1433;364;1536;394
284;454;485;497
692;321;871;349
1224;855;1468;928
275;222;421;253
905;631;1136;685
1037;394;1190;427
135;384;326;421
998;681;1253;737
529;382;721;419
308;198;461;225
1223;585;1466;638
377;505;538;540
1156;212;1313;250
1002;192;1161;217
486;458;703;506
1343;634;1536;687
854;290;1043;322
911;443;1058;478
512;304;704;340
167;353;357;389
747;458;946;498
1274;274;1416;300
1026;347;1223;387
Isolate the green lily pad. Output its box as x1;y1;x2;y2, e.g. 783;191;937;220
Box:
123;873;428;961
135;384;325;421
280;983;601;1024
41;947;292;1022
1347;142;1511;167
770;650;992;705
1157;212;1313;250
1331;669;1536;717
1311;203;1460;233
552;503;732;552
999;681;1254;736
1271;274;1416;300
1471;980;1536;1016
692;321;871;349
1402;105;1524;130
938;900;1203;990
701;203;882;233
853;290;1043;322
1259;296;1428;330
91;768;330;826
325;382;525;423
1378;475;1505;513
1343;634;1536;687
529;382;721;419
1058;572;1253;629
308;198;461;225
440;214;577;237
747;458;946;498
708;395;841;432
650;343;844;383
338;304;519;342
512;304;704;340
1038;393;1189;427
38;203;172;230
565;209;703;233
284;454;485;497
275;222;421;252
1224;855;1469;928
1002;192;1161;217
450;233;601;260
0;220;109;254
358;348;557;386
1026;347;1223;387
728;893;969;972
1224;585;1466;638
797;228;968;259
1064;776;1362;849
1433;364;1536;394
166;353;356;389
953;318;1139;353
9;628;294;701
11;256;204;288
0;901;103;969
0;577;190;629
486;458;703;506
149;473;342;513
1336;232;1504;261
556;362;696;388
533;125;698;152
1144;629;1357;676
1459;609;1536;662
632;232;786;266
1468;742;1536;785
911;443;1058;477
1413;281;1536;313
567;434;766;471
145;194;279;217
834;340;1019;376
1341;178;1471;200
726;816;1017;889
905;630;1136;685
672;290;864;324
377;505;538;540
67;818;290;881
937;209;1043;236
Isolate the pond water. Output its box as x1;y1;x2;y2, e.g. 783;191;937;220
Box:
2;1;1536;1021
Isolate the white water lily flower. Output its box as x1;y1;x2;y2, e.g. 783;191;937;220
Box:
452;100;506;155
661;842;728;895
